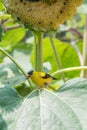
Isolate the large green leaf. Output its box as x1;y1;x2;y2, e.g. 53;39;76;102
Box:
1;78;87;130
57;78;87;130
10;89;82;130
0;28;26;48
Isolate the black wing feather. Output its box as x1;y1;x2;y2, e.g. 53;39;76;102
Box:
41;73;58;80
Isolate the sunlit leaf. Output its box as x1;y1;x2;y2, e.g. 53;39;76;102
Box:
31;38;81;78
0;28;26;48
0;1;5;11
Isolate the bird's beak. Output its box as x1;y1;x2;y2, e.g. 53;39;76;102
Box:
26;74;31;80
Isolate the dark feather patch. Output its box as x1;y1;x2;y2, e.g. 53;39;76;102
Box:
41;73;51;79
27;70;33;75
41;73;57;80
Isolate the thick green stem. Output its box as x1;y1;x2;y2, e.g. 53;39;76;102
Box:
0;47;32;87
52;66;87;76
34;31;43;71
49;35;65;82
81;14;87;78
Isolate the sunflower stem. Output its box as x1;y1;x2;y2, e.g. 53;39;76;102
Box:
34;31;43;71
49;35;65;82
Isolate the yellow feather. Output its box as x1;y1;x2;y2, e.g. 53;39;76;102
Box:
30;71;54;88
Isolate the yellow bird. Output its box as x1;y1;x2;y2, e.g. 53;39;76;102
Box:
27;70;57;89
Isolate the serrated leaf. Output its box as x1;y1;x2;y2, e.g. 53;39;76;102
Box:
57;78;87;130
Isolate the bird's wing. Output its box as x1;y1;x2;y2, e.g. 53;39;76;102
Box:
39;72;45;78
40;73;51;79
40;72;58;80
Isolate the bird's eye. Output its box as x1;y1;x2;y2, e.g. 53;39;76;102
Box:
28;70;33;75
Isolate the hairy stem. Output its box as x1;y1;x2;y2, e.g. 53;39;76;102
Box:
34;31;43;71
81;14;87;77
52;66;87;76
49;35;65;82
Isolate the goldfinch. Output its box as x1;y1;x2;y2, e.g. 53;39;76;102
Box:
27;70;57;88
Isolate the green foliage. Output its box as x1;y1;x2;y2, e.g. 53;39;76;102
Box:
15;82;32;97
0;1;87;129
0;1;5;10
57;78;87;130
0;63;25;87
0;78;87;129
0;28;26;48
11;89;82;130
83;0;87;4
0;87;23;130
11;41;33;72
31;38;82;78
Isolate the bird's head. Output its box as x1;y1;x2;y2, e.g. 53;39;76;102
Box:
27;70;33;79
